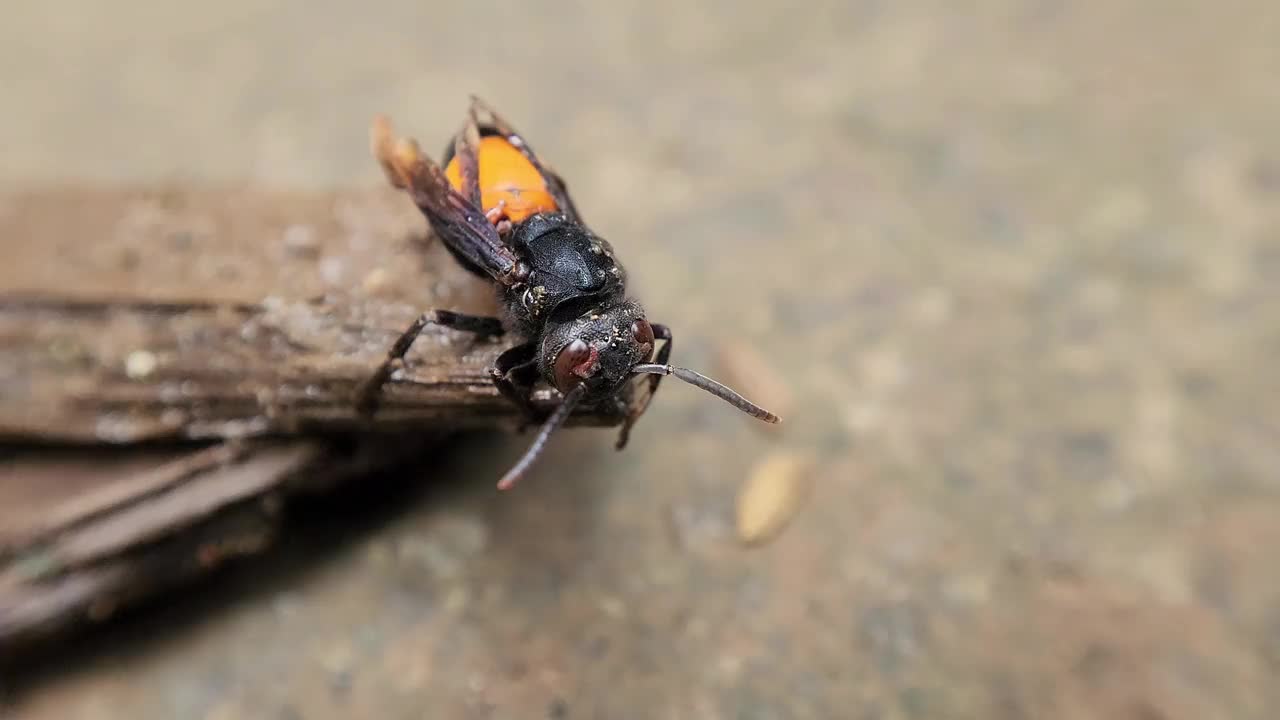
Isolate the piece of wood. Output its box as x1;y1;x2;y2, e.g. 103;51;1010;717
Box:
0;434;439;659
0;187;638;443
0;186;644;661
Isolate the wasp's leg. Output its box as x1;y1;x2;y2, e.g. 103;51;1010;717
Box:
484;200;514;238
484;199;508;224
371;115;525;286
488;341;542;429
614;323;673;450
466;96;584;224
355;309;505;416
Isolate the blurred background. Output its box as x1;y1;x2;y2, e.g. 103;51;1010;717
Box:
3;1;1279;718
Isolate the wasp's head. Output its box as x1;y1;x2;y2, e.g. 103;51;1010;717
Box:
497;299;779;492
539;299;655;399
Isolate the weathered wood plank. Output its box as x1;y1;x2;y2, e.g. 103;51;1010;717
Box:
0;435;438;658
0;186;643;660
0;187;637;443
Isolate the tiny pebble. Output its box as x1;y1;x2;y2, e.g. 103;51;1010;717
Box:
363;267;391;295
124;350;158;379
736;451;815;546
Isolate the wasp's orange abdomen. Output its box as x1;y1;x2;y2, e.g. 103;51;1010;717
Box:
444;136;559;224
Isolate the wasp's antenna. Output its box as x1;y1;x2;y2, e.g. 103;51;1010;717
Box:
497;383;588;491
631;364;781;424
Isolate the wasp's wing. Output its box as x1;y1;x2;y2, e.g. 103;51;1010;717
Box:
371;115;522;285
454;111;484;210
467;96;584;224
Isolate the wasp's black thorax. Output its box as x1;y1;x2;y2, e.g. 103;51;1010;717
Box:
504;213;627;334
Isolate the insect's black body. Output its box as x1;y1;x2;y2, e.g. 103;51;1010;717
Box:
358;97;778;489
502;213;626;331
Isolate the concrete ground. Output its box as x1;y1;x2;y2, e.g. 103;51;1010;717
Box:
3;1;1279;718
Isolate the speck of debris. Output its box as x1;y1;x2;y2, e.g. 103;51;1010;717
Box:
363;267;391;295
125;350;158;379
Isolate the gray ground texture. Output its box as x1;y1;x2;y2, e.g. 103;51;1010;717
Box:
3;1;1279;718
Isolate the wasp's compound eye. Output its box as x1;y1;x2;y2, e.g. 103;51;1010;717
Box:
553;339;593;391
631;319;655;360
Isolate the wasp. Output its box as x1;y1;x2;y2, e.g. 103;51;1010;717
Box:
356;97;779;490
